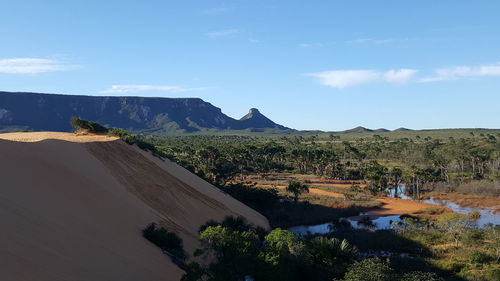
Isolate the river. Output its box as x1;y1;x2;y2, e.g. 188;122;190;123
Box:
289;185;499;236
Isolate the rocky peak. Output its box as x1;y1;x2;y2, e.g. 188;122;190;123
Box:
240;108;262;120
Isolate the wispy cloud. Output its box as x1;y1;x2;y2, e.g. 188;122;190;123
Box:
0;58;77;74
205;29;240;38
420;64;500;82
347;38;413;44
308;69;417;88
100;85;206;94
298;42;326;48
201;7;230;15
384;69;418;83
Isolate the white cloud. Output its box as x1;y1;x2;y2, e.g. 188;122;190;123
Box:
384;69;418;83
0;58;76;74
420;64;500;82
308;70;380;88
308;69;417;88
205;29;240;38
100;85;206;94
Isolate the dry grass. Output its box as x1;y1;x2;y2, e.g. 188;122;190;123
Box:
424;192;500;212
414;206;447;215
430;180;500;197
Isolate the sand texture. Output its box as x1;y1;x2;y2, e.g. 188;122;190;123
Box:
0;132;268;281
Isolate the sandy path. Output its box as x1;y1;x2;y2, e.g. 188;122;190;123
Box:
258;184;345;198
307;182;368;189
258;183;452;217
308;188;345;198
368;197;450;216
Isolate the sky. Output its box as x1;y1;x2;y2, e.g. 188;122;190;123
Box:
0;0;499;131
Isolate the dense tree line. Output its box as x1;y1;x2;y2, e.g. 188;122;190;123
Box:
149;134;500;195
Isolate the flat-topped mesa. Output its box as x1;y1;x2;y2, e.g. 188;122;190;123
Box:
0;91;290;133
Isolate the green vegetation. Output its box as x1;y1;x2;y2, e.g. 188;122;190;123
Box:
107;127;163;156
286;180;309;202
181;217;461;281
142;223;186;264
183;217;358;281
328;214;500;281
145;133;499;280
70;117;108;133
220;183;367;228
66;119;498;280
149;133;500;195
68;118;164;156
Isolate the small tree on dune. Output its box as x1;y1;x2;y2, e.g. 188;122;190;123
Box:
286;180;309;203
69;117;108;133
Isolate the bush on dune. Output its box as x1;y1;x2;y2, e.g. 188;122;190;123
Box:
142;223;186;263
70;117;109;133
107;127;163;156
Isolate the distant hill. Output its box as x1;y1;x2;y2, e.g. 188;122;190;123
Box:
373;128;390;133
239;108;287;130
343;126;374;133
394;127;413;132
0;91;289;133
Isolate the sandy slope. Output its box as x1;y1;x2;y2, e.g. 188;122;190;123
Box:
0;132;268;281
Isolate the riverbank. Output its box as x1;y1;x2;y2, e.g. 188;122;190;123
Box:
423;192;500;213
365;197;451;217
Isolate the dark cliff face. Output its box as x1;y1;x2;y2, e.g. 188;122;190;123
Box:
0;92;288;133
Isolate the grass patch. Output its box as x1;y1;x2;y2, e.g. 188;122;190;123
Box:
414;207;446;215
142;223;186;265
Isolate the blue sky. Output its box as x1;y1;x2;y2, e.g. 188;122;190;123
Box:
1;0;499;131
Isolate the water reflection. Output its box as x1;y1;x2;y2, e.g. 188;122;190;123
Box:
289;184;499;236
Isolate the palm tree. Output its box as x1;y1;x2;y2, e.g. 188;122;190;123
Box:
286;181;309;203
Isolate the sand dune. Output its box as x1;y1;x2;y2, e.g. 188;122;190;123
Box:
0;132;269;281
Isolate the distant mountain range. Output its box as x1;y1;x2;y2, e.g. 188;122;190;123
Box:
341;126;413;134
0;91;420;134
0;91;288;133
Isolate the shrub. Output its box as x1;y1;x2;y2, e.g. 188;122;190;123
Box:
414;207;445;215
142;223;186;262
198;216;267;239
342;258;394;281
219;184;279;213
468;251;493;263
108;127;163;157
400;271;443;281
286;180;309;203
70;117;108;133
